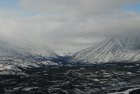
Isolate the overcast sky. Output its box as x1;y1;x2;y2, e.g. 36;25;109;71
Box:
0;0;140;55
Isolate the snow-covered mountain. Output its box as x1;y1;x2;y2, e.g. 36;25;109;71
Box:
20;44;58;59
0;41;59;74
69;36;140;64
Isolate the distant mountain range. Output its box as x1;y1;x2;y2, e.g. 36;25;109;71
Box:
0;41;59;74
0;35;140;74
69;36;140;64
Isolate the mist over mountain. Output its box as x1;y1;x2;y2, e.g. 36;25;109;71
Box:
0;40;59;74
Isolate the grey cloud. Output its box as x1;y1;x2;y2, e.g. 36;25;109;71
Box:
0;1;140;55
19;0;139;15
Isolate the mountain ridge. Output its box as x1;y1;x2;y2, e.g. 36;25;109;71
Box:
0;41;59;74
69;36;140;64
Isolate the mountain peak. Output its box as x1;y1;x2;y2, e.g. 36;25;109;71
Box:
69;36;140;64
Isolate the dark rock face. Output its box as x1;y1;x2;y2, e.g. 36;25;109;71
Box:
87;88;105;94
72;88;86;94
66;70;82;78
129;89;140;94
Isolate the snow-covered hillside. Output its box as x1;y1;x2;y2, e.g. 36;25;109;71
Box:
69;36;140;64
0;41;59;74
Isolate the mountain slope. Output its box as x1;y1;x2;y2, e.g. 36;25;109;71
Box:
69;36;140;64
0;41;59;74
